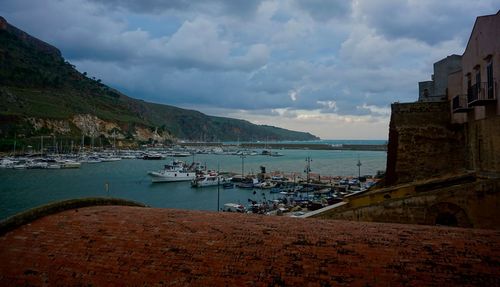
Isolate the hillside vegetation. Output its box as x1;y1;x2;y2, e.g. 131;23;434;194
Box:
0;17;318;150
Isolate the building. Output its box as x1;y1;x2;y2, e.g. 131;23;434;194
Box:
312;11;500;229
450;10;500;173
394;10;500;181
418;55;462;102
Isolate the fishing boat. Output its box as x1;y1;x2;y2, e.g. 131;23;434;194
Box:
148;160;196;183
236;178;259;189
191;172;226;188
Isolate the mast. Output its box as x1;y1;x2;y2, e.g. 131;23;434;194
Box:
305;156;312;183
357;156;362;179
217;162;220;212
13;133;16;156
240;154;246;177
81;133;84;153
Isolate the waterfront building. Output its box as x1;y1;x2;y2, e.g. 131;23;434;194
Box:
312;11;500;229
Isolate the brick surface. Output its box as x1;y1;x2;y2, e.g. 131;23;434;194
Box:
0;206;499;286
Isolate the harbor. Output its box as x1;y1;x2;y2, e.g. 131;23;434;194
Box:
0;141;387;220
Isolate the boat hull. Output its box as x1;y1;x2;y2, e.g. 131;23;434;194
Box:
148;171;196;183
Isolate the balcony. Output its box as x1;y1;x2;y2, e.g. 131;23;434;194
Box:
452;94;471;113
467;81;497;107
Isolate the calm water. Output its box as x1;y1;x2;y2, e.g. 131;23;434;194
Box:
0;147;386;220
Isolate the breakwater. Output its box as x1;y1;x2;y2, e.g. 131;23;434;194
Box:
182;142;387;151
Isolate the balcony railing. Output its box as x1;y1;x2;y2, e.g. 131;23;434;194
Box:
467;80;497;106
452;94;471;113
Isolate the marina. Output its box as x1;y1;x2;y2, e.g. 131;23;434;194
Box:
0;141;387;220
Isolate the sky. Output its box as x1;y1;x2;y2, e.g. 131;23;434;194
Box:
1;1;498;139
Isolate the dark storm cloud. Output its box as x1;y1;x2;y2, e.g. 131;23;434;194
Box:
88;0;265;17
355;0;499;45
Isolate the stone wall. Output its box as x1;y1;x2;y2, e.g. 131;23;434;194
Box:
466;115;500;172
385;102;467;185
312;178;500;230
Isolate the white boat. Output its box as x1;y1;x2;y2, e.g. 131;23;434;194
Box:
100;156;122;162
143;153;165;160
255;181;276;189
81;156;102;163
223;203;246;213
0;158;16;168
57;159;81;169
172;152;191;157
148;160;196;183
120;154;136;159
191;172;227;188
26;160;48;169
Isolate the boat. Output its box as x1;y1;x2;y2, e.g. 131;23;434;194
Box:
255;181;276;189
57;159;81;169
270;187;283;193
100;156;122;162
270;152;284;157
81;156;102;163
26;159;48;169
191;172;227;188
142;153;165;160
223;203;246;213
0;158;16;168
148;160;196;183
237;178;259;189
222;182;235;189
172;152;191;157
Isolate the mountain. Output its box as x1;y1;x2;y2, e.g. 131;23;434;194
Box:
0;17;318;150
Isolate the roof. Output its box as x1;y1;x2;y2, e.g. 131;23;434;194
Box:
1;206;499;286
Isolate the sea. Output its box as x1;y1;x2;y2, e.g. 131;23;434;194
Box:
0;140;387;220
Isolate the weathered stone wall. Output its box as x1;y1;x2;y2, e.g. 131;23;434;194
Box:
385;102;467;185
313;178;500;230
466;115;500;172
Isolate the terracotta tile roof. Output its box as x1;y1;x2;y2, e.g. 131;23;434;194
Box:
1;206;499;286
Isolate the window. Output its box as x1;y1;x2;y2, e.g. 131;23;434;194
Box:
487;61;494;99
467;74;472;102
475;68;481;99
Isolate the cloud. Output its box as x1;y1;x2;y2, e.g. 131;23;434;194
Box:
88;0;265;18
353;0;499;45
1;0;497;139
293;0;352;21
